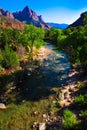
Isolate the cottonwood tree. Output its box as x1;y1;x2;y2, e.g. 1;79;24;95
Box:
20;25;45;60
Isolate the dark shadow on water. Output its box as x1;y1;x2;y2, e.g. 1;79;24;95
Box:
0;66;70;104
14;66;70;103
0;44;71;104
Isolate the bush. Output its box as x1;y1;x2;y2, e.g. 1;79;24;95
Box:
80;110;87;129
0;65;3;72
74;95;87;108
0;50;4;71
81;110;87;117
2;44;19;68
62;109;80;130
77;82;85;90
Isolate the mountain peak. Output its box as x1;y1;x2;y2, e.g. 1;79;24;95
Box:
13;6;51;29
23;6;31;12
0;6;51;29
24;6;30;9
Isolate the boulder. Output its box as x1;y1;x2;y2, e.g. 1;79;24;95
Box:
39;123;46;130
0;103;6;109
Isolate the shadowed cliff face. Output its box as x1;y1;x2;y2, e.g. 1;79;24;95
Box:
13;6;39;22
69;11;87;27
0;6;51;29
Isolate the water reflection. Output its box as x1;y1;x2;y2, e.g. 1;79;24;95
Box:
18;43;71;101
26;44;71;87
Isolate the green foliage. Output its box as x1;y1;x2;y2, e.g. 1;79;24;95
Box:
0;25;46;70
2;44;19;68
45;25;87;64
20;25;45;60
78;42;87;62
83;13;87;25
80;110;87;130
57;26;87;64
0;65;3;72
63;109;80;130
77;82;85;90
0;50;3;71
81;110;87;117
45;28;62;43
74;95;87;108
0;98;59;130
0;50;3;62
0;28;20;50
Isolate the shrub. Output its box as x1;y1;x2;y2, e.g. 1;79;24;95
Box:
0;50;4;71
0;65;3;72
74;95;87;108
62;109;80;130
77;82;85;90
81;110;87;117
2;44;19;68
80;110;87;129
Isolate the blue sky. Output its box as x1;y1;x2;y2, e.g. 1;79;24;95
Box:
0;0;87;24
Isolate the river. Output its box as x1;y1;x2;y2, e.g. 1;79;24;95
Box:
20;43;71;101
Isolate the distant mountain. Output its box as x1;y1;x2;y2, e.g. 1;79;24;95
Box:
47;23;68;29
0;6;51;29
0;8;14;19
12;6;51;29
69;11;87;27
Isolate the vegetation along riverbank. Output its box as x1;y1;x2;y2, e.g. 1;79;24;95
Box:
0;17;87;130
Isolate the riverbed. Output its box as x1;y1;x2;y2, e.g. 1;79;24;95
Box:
20;43;71;101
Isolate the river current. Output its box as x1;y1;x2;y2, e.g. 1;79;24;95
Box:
20;43;71;101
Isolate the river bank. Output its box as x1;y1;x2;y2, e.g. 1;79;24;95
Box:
0;43;86;130
37;46;53;61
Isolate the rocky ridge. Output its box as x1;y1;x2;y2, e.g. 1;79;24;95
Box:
0;6;51;29
69;11;87;27
0;15;25;29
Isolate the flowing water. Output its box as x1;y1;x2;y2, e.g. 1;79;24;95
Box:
20;43;71;101
39;43;71;87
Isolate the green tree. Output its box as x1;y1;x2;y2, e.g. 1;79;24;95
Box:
45;28;62;43
2;44;19;68
0;28;20;50
83;14;87;25
0;28;11;48
20;25;45;60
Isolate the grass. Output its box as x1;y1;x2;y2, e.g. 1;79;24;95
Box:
0;61;87;130
73;94;87;108
0;70;61;130
62;109;80;130
0;99;60;130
